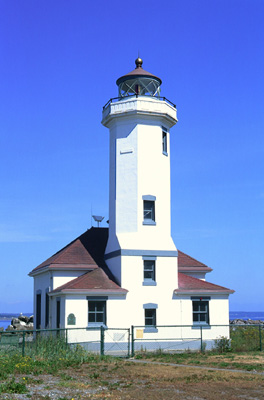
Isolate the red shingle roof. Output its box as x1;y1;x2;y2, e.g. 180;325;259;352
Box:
30;239;98;273
175;272;234;294
50;268;127;294
30;227;233;295
178;250;212;273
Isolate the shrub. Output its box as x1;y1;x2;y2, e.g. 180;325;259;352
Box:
230;326;261;352
214;336;231;353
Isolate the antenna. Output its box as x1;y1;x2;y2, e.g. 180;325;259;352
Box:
91;204;92;228
92;215;104;228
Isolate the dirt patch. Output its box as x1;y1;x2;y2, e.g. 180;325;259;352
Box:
1;359;264;400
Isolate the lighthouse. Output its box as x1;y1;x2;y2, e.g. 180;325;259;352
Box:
29;57;233;340
102;58;179;325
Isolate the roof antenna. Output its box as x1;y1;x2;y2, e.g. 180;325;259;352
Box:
90;203;93;229
92;215;104;228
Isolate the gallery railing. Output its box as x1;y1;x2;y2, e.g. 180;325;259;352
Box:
102;94;177;110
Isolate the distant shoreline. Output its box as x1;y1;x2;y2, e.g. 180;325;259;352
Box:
0;313;32;321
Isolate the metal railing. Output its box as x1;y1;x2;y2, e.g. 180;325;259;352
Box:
103;94;176;110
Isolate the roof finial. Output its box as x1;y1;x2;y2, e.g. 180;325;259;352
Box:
135;56;143;69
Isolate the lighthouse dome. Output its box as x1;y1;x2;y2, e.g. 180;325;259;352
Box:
116;58;162;98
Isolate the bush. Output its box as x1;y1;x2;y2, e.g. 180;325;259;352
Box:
230;326;261;352
214;336;231;353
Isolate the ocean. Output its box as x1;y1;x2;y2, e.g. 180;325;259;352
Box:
0;312;263;330
229;311;264;321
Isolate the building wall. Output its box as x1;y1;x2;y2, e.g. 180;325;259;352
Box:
181;272;206;280
49;295;66;329
52;270;85;290
32;270;85;329
55;292;230;344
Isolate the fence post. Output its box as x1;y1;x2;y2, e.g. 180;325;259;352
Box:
65;329;68;345
100;326;105;356
200;326;203;353
131;326;134;357
22;332;25;357
259;325;262;352
127;328;130;358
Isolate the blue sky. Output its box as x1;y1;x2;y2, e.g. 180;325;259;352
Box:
0;0;263;313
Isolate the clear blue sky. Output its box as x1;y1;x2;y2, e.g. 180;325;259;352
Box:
0;0;263;313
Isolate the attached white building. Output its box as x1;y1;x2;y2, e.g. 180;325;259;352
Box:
29;58;234;347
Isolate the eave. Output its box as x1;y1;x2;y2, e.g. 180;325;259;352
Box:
174;289;235;295
178;267;212;273
28;264;97;277
49;288;128;296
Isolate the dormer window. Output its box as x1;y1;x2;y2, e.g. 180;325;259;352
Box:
143;195;156;225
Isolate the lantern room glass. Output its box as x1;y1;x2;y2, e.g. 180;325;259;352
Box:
118;77;161;98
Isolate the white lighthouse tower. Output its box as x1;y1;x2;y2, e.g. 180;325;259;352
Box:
102;58;178;326
29;57;234;340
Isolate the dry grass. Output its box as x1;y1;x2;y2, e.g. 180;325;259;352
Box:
1;356;264;399
135;350;264;371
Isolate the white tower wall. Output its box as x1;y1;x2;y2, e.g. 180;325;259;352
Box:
102;96;178;289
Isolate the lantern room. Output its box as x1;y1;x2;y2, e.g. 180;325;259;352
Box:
116;57;162;98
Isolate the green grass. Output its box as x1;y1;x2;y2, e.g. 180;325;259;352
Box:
0;334;110;379
0;376;28;394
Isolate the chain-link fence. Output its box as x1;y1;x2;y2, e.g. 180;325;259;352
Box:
0;326;130;358
131;324;263;356
0;324;262;358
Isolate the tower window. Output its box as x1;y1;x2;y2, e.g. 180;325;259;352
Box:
145;309;156;327
144;200;155;221
143;303;158;332
143;195;156;225
144;260;155;282
162;127;168;155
